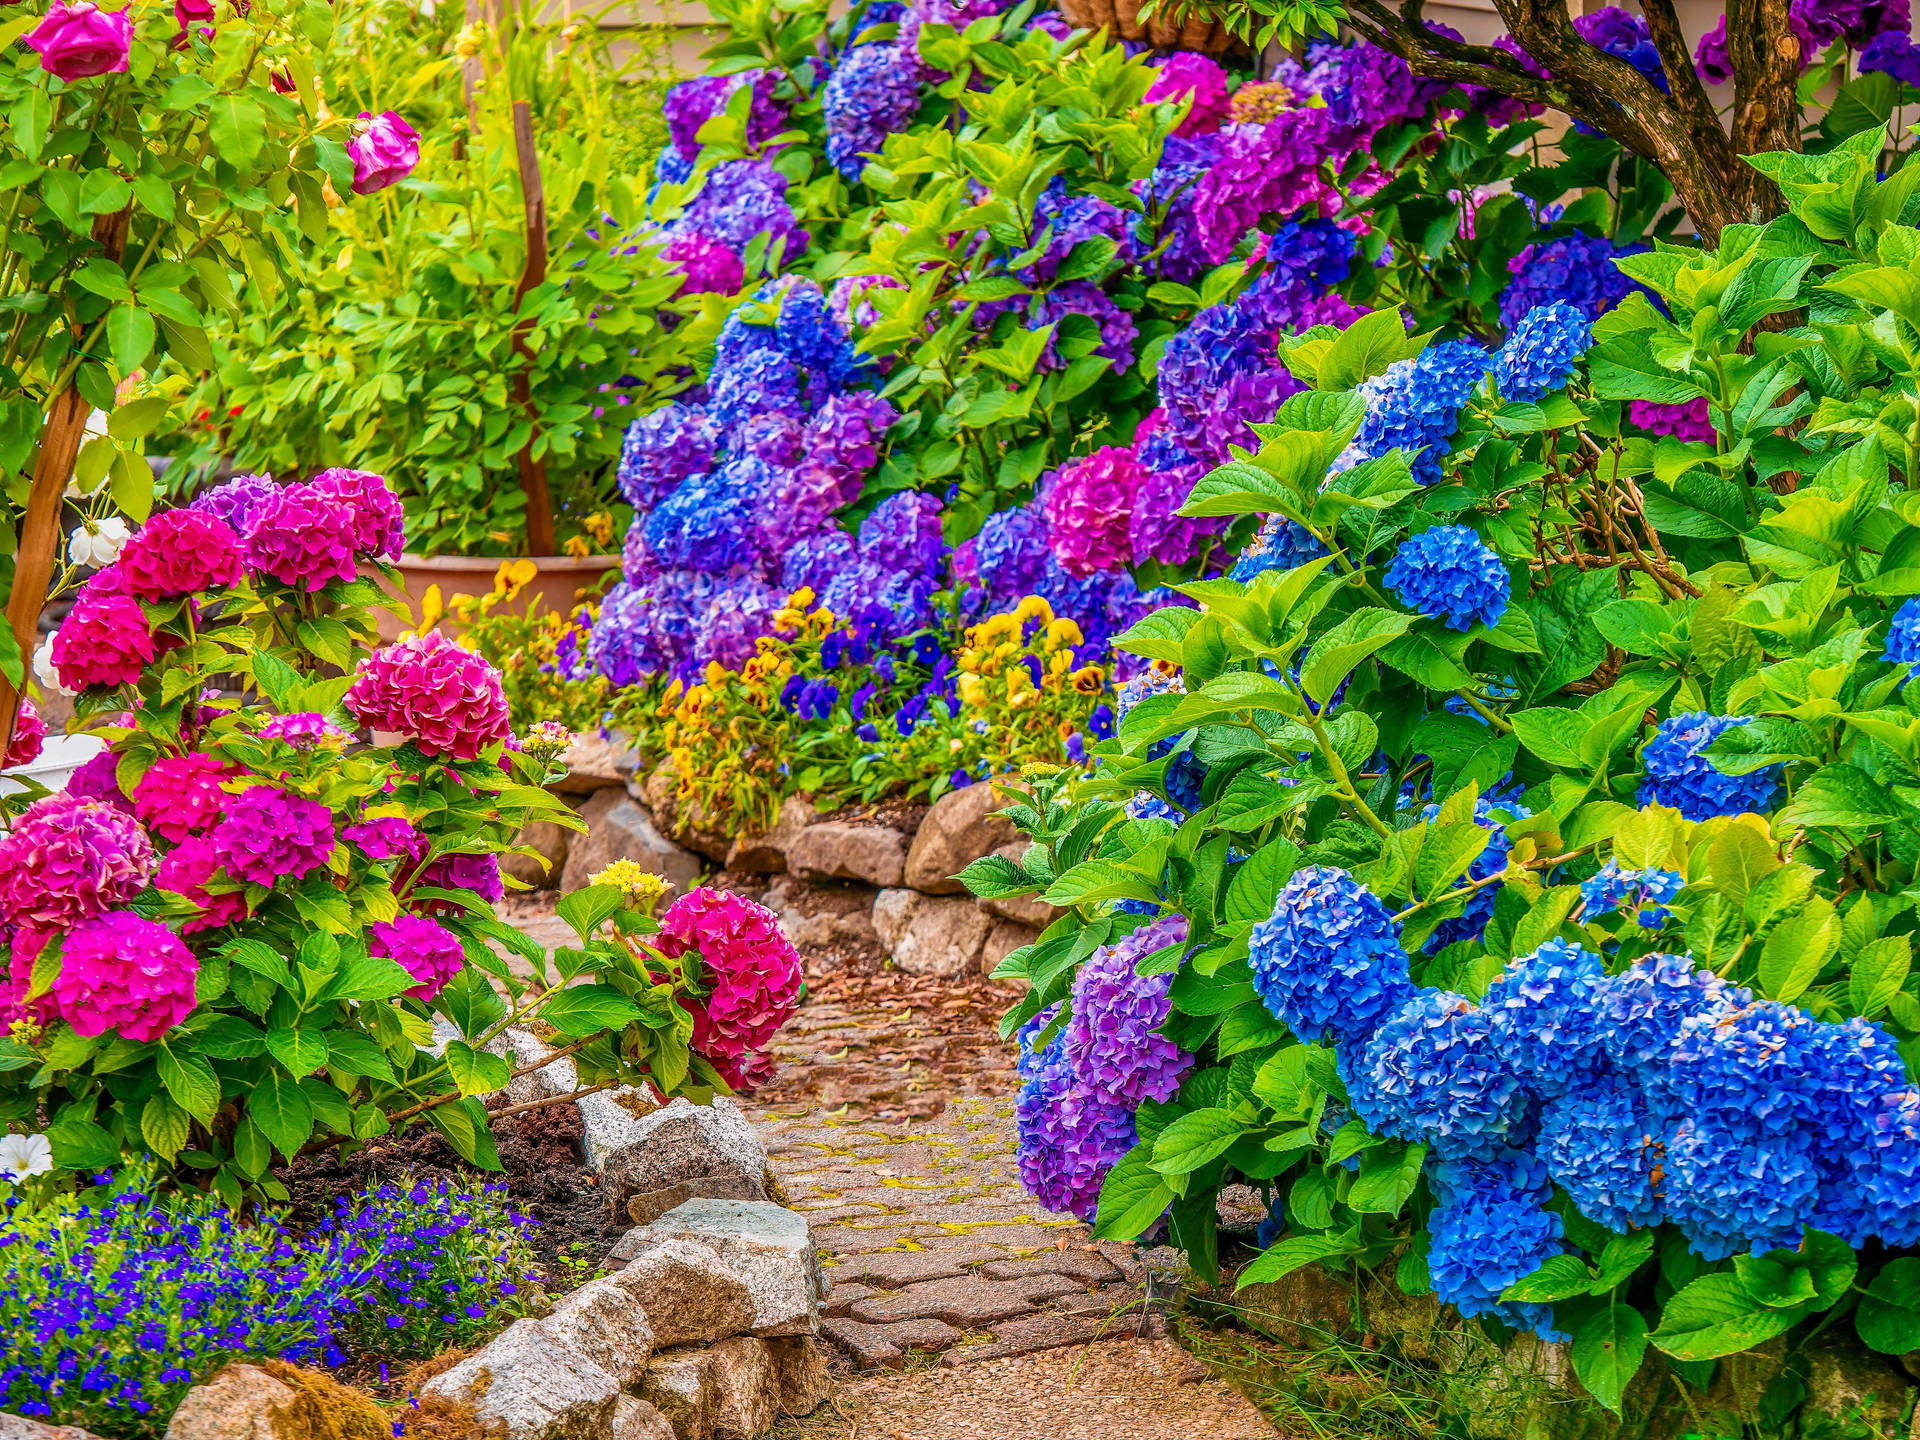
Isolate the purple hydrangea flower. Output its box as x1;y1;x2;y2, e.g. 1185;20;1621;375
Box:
1064;915;1194;1107
213;786;336;886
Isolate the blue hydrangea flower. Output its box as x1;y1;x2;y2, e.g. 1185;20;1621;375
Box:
643;466;761;574
1163;750;1206;811
1342;989;1535;1161
1885;597;1920;675
1594;951;1749;1085
1425;1163;1567;1339
1480;939;1608;1094
1249;867;1416;1047
1126;791;1185;823
859;491;945;577
1255;1194;1285;1251
1232;515;1328;581
707;347;803;434
1580;858;1685;928
617;403;718;509
1637;712;1783;820
1663;1117;1821;1260
1384;525;1511;632
1860;1089;1920;1247
1352;341;1489;486
822;41;922;181
1499;231;1647;327
1538;1067;1666;1231
1491;302;1590;403
675;159;808;262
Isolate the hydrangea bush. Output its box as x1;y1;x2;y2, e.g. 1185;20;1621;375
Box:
964;138;1920;1423
1;468;803;1201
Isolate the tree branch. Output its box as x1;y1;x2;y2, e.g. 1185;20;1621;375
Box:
1640;0;1725;143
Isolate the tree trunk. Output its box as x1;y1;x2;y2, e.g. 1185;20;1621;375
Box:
0;207;133;758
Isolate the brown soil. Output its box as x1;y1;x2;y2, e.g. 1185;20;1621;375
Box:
818;799;930;833
278;1097;628;1293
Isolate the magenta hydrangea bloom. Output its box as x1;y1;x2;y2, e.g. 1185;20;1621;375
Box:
1129;460;1223;568
0;795;155;930
1065;915;1195;1108
131;754;234;843
1629;398;1715;444
212;786;336;886
1043;447;1142;578
156;835;248;934
656;887;804;1092
663;232;746;297
1;926;57;1029
50;588;155;690
259;712;349;748
1145;53;1230;136
368;914;465;1001
52;910;198;1043
4;697;45;769
345;815;428;866
116;508;244;601
308;468;406;561
246;481;361;591
419;852;505;906
344;631;512;761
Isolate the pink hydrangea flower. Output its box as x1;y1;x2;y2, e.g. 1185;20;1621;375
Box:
212;786;336;886
52;911;198;1043
132;754;235;843
1;926;59;1029
344;815;428;866
156;836;248;934
1144;53;1230;136
49;589;155;690
349;111;421;194
368;914;464;1001
655;887;803;1093
308;468;405;561
246;482;360;592
1042;447;1142;578
1629;398;1716;444
4;698;45;769
116;509;244;601
0;795;155;930
344;632;512;761
26;2;132;83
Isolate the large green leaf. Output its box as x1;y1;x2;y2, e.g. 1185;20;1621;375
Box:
251;1071;315;1160
1149;1107;1246;1176
1572;1305;1650;1413
1649;1273;1804;1361
1092;1144;1175;1243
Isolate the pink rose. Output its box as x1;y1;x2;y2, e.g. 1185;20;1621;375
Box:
348;111;420;195
26;2;133;83
174;0;213;33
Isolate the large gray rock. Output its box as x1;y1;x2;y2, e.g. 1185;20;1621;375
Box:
726;796;818;873
611;1396;677;1440
787;822;908;888
161;1366;297;1440
2;1417;105;1440
601;1097;769;1220
606;1236;759;1348
625;1199;823;1337
540;1275;656;1386
626;1175;767;1227
555;733;639;795
706;1337;781;1440
766;1336;833;1416
871;890;993;977
502;819;575;888
560;789;703;896
639;1348;714;1440
762;878;879;951
904;782;1017;894
580;1088;670;1171
421;1318;622;1440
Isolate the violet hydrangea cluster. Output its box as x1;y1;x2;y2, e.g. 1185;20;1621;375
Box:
1014;1008;1142;1223
1063;915;1195;1108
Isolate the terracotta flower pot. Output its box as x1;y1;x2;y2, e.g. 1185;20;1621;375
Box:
374;553;618;643
1057;0;1242;53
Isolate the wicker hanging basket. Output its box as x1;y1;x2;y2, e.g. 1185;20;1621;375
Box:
1056;0;1242;53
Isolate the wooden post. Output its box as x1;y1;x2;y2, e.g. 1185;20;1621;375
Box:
462;0;484;136
508;97;554;556
0;208;133;755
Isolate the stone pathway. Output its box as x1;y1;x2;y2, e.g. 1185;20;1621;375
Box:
506;894;1279;1438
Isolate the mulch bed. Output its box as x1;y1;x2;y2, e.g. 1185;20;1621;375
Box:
278;1096;630;1293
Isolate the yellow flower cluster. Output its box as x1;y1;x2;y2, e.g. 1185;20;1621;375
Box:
954;596;1104;711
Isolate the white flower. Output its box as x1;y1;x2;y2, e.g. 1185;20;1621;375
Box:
0;1133;52;1183
68;515;131;569
32;634;73;699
